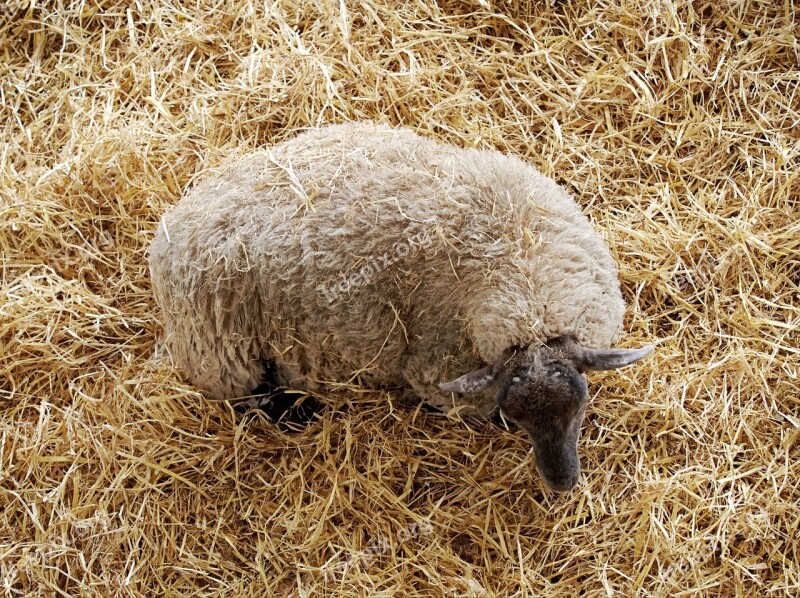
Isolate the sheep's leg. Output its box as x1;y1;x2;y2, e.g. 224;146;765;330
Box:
193;338;265;400
152;265;266;400
160;315;264;401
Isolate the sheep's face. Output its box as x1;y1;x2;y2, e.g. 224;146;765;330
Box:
439;336;653;492
497;338;590;492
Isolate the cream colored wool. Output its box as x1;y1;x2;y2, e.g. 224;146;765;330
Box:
149;122;626;414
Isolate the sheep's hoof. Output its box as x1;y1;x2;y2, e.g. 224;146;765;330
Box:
235;385;324;431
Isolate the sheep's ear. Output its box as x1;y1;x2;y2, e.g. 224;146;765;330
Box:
439;365;499;394
578;345;654;372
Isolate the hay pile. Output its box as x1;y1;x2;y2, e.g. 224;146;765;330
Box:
1;0;797;595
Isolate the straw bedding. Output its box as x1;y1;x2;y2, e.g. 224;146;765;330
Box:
1;0;797;596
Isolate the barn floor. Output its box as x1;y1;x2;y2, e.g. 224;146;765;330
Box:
1;1;798;596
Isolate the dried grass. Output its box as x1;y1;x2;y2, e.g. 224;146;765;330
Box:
1;0;798;595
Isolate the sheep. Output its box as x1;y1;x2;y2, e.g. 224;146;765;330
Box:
149;122;653;492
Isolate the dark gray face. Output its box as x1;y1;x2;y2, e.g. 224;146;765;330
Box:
497;339;590;492
439;335;653;492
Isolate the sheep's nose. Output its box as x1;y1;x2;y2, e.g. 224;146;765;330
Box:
543;472;579;492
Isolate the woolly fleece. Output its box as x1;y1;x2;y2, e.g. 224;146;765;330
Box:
149;122;626;414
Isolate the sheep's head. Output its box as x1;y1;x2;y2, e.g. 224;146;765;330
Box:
439;335;653;492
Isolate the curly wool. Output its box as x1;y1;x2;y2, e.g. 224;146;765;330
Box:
149;122;626;414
